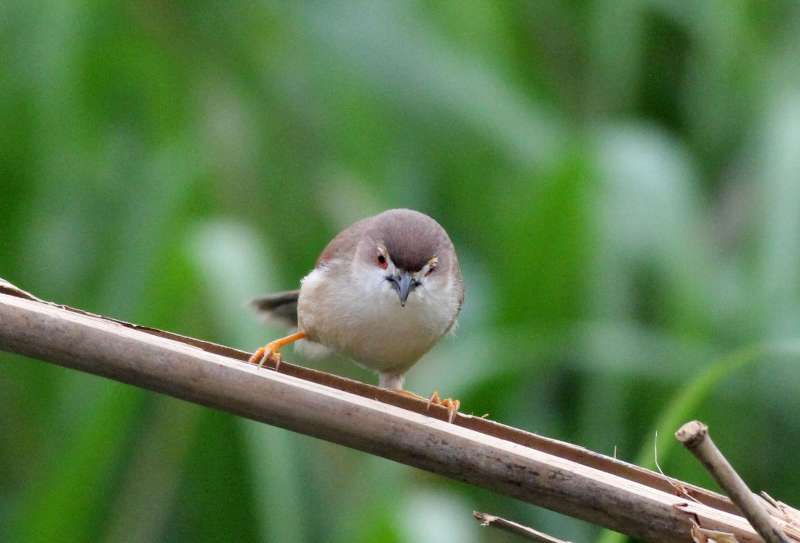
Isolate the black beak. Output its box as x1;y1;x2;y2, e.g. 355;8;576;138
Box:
388;271;418;307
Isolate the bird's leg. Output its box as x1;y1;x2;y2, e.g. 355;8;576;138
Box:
248;331;306;370
392;389;461;423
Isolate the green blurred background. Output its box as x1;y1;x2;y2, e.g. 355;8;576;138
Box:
2;1;800;542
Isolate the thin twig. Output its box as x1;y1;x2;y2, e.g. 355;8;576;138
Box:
676;420;790;543
655;430;700;504
0;280;793;543
473;511;572;543
689;519;740;543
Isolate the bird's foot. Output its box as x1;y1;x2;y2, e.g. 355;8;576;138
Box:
248;343;283;370
427;390;461;423
248;331;306;370
392;389;461;423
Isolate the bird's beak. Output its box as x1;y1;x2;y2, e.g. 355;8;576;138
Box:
389;271;417;307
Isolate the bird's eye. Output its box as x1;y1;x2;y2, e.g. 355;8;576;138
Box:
377;254;387;269
426;258;438;276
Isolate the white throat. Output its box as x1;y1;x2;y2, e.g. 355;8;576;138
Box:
297;260;460;375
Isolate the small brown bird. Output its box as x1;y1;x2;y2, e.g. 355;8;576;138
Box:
249;209;464;417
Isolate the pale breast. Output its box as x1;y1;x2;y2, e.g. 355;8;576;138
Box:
297;264;460;373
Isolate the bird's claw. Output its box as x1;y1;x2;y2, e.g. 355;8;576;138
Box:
248;344;282;370
427;390;461;423
248;331;306;370
390;389;461;423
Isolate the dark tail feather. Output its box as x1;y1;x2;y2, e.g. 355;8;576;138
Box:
250;289;300;327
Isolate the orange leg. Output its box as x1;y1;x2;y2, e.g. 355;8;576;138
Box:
394;389;461;423
248;331;307;369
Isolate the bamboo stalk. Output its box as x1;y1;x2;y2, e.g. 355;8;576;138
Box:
676;421;790;543
0;279;790;543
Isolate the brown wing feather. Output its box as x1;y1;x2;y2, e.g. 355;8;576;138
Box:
315;216;371;267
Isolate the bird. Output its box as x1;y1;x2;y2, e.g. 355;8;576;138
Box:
248;208;464;419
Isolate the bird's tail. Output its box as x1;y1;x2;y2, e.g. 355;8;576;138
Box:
250;289;299;327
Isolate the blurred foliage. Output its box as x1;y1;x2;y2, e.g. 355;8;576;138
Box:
2;1;800;542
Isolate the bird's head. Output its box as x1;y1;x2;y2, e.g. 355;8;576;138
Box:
373;246;438;307
350;209;459;308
